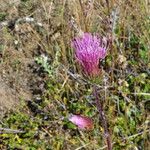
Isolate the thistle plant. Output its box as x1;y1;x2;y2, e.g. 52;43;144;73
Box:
72;32;112;150
72;33;107;77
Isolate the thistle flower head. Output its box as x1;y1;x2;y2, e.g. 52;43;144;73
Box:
69;114;94;130
72;33;107;77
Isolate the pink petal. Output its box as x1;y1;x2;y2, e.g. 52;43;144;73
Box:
68;114;94;130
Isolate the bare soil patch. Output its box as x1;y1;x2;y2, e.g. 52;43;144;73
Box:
0;48;33;116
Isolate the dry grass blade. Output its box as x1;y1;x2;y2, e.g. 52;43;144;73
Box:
0;128;25;134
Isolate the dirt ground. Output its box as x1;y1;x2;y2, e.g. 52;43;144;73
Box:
0;44;48;117
0;23;45;118
0;47;34;116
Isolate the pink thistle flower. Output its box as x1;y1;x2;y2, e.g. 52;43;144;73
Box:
68;114;94;130
72;33;107;77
